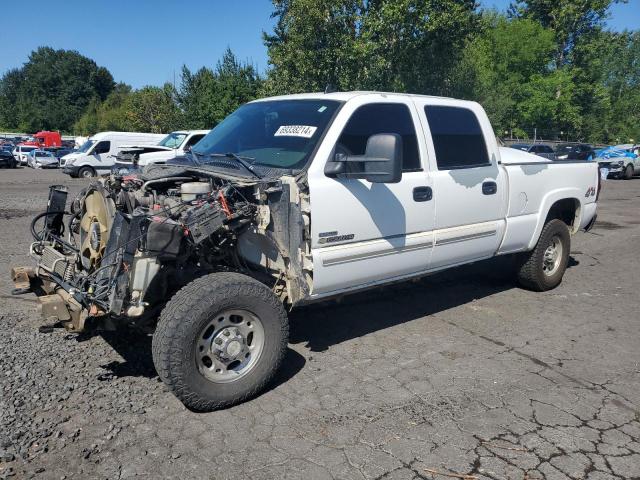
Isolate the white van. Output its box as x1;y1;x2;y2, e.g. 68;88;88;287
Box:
61;132;165;178
113;130;209;171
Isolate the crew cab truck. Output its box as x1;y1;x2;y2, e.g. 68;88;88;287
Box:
12;92;599;411
113;130;209;172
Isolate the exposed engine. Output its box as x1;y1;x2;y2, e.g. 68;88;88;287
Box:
21;166;304;332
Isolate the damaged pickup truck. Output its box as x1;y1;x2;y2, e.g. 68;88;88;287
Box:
12;92;600;411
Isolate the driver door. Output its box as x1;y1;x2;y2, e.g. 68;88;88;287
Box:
92;141;111;171
307;96;435;296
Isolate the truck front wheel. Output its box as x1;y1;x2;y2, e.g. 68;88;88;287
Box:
516;219;570;291
152;272;289;411
78;166;96;178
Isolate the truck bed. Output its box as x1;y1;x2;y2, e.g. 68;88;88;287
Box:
498;147;599;254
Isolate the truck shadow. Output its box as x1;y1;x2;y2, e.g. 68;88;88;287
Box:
289;255;578;353
79;255;577;392
93;331;306;391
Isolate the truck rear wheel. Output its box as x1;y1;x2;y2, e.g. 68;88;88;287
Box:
516;219;570;291
152;272;289;411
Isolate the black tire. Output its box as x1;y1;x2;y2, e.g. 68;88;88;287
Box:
516;219;570;292
623;164;634;180
78;166;95;178
152;272;289;411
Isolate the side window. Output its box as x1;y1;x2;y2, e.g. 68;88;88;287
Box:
94;141;110;154
185;134;205;148
541;146;554;153
424;106;490;170
337;103;421;171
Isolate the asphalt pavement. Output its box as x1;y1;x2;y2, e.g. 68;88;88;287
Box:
0;167;638;480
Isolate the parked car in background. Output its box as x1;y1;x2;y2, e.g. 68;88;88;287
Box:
555;143;595;161
509;143;556;160
26;150;59;169
0;149;18;168
113;130;209;172
45;147;74;160
12;145;38;165
61;131;165;178
595;145;639;180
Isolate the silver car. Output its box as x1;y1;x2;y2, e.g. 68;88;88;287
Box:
27;150;59;169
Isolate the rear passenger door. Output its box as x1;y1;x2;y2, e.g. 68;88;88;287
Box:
414;100;506;269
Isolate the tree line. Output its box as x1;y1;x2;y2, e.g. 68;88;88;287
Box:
0;0;638;143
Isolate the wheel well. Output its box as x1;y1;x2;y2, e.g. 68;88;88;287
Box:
545;198;580;233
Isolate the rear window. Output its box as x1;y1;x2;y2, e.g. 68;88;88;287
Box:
424;106;490;170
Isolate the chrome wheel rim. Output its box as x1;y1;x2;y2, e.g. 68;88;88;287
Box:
543;236;563;276
195;309;265;383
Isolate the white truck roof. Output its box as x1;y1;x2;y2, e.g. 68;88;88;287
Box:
252;91;478;106
89;132;165;141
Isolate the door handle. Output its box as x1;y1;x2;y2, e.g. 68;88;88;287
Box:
413;186;433;202
482;181;497;195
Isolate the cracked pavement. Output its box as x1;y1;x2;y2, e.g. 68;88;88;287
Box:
0;168;639;480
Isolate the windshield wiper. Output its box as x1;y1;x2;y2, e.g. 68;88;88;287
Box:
203;152;262;179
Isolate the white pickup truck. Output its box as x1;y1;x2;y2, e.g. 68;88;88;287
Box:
13;92;599;411
112;130;209;172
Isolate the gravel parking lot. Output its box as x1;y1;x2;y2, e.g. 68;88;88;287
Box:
0;168;639;480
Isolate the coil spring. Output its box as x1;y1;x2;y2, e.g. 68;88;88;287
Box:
63;262;74;282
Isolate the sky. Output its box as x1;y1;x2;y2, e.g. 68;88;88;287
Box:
0;0;638;89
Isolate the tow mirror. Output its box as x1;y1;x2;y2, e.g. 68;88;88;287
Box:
324;133;403;183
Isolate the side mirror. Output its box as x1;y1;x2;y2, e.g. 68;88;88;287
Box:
183;145;191;153
324;133;402;183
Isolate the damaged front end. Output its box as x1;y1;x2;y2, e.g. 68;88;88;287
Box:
13;165;311;332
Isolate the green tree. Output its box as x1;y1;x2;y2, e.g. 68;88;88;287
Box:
455;13;556;134
179;48;262;128
518;70;582;135
73;83;133;135
262;0;478;95
125;84;183;133
0;69;25;130
510;0;625;66
0;47;114;132
599;30;640;142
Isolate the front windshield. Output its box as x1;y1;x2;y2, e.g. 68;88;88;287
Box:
78;139;96;153
192;99;342;170
158;132;187;148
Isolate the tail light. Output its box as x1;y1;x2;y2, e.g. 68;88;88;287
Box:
596;166;602;201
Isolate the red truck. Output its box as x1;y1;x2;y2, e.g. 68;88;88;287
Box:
21;131;62;148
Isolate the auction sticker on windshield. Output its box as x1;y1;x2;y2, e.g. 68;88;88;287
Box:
274;125;318;138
